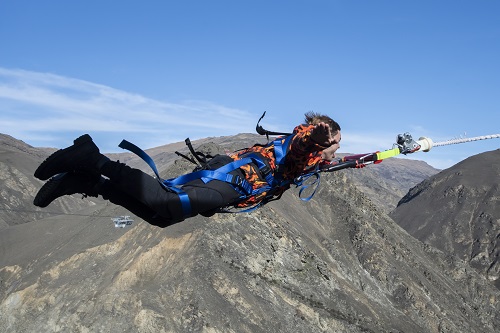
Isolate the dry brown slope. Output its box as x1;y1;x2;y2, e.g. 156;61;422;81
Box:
391;149;500;289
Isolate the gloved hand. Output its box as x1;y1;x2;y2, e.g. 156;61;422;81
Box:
310;122;334;147
355;162;366;168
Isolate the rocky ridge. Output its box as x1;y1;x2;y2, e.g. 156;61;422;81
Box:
391;149;500;290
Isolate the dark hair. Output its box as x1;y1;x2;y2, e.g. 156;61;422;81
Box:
304;111;341;134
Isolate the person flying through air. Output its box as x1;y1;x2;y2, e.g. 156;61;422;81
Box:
33;112;341;228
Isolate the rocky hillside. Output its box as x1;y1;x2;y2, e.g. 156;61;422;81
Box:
2;134;498;332
391;149;500;290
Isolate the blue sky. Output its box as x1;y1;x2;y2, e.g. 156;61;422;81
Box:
1;0;499;169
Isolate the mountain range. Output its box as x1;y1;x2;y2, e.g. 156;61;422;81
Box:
0;133;498;332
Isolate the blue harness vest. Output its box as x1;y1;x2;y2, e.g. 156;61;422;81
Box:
118;134;320;218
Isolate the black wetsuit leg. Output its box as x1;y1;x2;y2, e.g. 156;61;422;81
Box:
99;156;243;225
99;180;175;228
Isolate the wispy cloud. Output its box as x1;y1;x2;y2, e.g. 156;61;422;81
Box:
0;67;256;151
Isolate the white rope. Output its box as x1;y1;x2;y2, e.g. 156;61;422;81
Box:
433;134;500;147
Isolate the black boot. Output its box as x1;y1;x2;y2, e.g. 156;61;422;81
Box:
33;171;104;208
34;134;110;181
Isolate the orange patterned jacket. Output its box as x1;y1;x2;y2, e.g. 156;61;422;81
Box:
230;124;328;208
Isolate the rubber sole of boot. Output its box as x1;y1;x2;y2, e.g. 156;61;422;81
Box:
33;172;99;208
34;134;96;181
33;173;69;208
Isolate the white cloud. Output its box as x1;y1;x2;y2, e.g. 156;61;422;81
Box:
0;68;256;151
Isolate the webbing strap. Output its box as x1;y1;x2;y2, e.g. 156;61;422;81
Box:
237;153;274;185
163;186;192;218
163;158;256;195
118;140;162;180
274;135;294;166
295;171;321;201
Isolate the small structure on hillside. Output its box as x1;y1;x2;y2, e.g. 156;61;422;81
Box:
112;216;134;228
